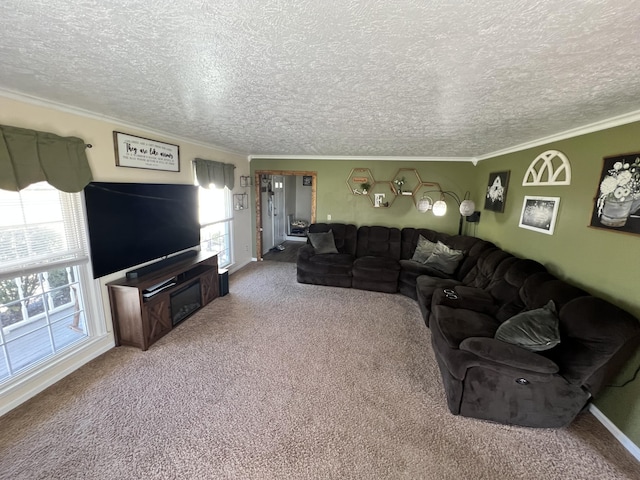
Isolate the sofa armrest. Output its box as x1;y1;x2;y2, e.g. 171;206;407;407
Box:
297;244;315;262
432;286;498;315
459;337;559;374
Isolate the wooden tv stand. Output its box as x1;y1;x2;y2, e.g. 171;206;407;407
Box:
107;251;219;350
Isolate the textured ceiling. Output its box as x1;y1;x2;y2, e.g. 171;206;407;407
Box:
1;0;640;158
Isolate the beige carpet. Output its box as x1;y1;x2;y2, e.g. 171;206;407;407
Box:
0;262;638;479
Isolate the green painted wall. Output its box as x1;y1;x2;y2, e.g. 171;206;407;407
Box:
251;159;478;235
251;121;640;446
474;121;640;447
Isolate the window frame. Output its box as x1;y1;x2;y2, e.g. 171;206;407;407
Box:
0;183;109;400
197;184;234;269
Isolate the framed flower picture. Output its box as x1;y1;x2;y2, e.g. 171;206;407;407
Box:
590;153;640;235
484;171;510;212
519;196;560;235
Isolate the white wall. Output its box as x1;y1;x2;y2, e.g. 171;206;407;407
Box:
0;93;253;273
0;92;253;413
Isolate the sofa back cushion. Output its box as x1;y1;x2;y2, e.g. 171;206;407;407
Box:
495;300;561;351
411;235;438;263
356;225;401;260
443;236;496;281
308;223;357;256
307;230;339;254
400;228;451;259
463;248;515;289
401;229;494;280
520;272;588;311
423;241;465;275
488;259;548;321
549;297;640;392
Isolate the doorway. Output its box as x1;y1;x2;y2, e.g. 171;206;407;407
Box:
255;170;317;260
260;175;286;255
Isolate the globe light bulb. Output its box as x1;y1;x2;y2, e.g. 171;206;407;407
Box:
459;199;476;216
432;200;447;216
416;196;433;213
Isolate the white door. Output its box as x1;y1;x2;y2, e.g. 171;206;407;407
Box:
272;175;286;246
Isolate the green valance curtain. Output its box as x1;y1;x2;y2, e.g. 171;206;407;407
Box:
193;158;236;190
0;124;93;193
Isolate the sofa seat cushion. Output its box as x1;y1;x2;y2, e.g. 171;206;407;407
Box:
400;259;453;279
309;253;353;266
415;273;461;291
430;305;501;349
353;256;400;274
296;250;354;288
352;256;401;293
460;337;559;374
297;243;354;279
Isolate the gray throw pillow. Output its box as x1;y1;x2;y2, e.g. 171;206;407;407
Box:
411;235;438;263
307;230;339;254
423;241;464;275
495;300;560;352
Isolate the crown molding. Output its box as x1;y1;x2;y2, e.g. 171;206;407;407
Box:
475;109;640;162
248;154;477;163
0;88;247;158
3;87;638;164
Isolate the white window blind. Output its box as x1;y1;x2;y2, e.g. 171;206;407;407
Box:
198;184;233;267
198;185;233;226
0;182;89;278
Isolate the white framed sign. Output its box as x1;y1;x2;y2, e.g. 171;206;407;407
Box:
113;131;180;172
518;196;560;235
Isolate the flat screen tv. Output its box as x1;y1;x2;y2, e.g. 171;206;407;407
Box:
84;182;200;278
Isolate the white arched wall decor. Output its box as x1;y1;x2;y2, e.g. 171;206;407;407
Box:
522;150;572;186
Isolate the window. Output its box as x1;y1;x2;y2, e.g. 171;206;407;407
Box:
0;183;91;384
198;185;233;268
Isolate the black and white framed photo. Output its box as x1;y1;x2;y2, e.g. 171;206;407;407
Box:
302;175;312;186
518;196;560;235
484;171;510;212
589;153;640;234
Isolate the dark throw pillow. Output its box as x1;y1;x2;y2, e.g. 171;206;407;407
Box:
495;300;560;352
423;241;464;275
411;235;438;263
307;230;339;254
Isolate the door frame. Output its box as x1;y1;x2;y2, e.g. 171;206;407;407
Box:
254;170;317;260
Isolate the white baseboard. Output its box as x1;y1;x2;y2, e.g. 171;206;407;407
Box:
228;258;255;274
589;404;640;462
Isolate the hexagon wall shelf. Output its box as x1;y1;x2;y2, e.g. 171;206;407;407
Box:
367;181;396;208
346;168;375;195
392;168;422;196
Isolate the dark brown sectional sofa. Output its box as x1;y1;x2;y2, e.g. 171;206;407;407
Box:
296;222;640;428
